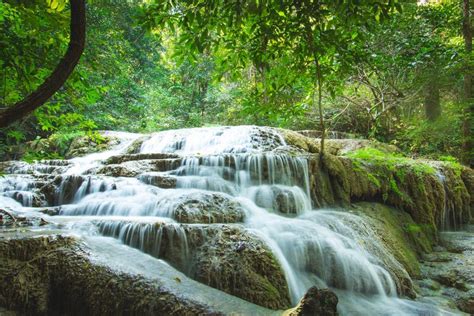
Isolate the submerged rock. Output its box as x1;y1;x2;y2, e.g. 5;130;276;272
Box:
417;226;474;314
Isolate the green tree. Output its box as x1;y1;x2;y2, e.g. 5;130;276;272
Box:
143;0;399;155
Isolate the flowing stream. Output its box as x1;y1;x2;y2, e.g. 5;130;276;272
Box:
0;126;463;315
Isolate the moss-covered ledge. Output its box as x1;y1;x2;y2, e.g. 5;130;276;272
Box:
308;151;472;240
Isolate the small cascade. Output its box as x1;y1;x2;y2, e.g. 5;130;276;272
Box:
0;126;460;315
140;126;285;155
436;170;464;231
0;175;36;206
96;219;191;270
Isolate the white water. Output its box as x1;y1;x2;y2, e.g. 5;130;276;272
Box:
0;126;460;315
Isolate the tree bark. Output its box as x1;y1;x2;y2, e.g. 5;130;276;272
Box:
462;0;472;166
0;0;86;128
424;76;441;121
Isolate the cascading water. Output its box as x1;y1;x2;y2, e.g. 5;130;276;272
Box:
0;126;459;315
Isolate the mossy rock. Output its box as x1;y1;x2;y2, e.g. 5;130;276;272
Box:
352;202;432;277
97;220;291;310
308;151;472;235
191;225;291;309
0;234;227;315
65;135;117;159
278;129;319;153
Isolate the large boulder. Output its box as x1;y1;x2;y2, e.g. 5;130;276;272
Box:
169;191;245;223
96;220;291;309
0;233;271;315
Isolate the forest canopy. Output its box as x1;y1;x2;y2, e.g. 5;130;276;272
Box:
0;0;472;165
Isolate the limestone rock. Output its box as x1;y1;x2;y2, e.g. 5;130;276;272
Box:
139;172;177;189
171;191;245;223
105;153;180;165
0;235;227;315
97;221;291;309
65;135;118;159
287;286;338;316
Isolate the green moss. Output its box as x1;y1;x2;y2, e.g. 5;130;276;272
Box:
405;224;422;234
368;173;381;188
353;202;433;279
345;147;436;176
439;155;463;177
390;178;402;197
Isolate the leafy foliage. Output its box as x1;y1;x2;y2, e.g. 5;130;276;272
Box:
0;0;471;164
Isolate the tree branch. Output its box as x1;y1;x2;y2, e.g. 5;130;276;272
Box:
0;0;86;128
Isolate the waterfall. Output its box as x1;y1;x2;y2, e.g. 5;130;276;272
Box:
0;126;455;315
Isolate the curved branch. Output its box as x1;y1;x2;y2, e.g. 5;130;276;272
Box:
0;0;86;128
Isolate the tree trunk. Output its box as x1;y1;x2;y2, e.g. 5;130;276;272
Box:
424;77;441;121
304;22;325;157
0;0;86;128
462;0;472;166
315;57;325;156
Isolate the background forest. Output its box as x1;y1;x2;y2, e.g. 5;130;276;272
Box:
0;0;472;165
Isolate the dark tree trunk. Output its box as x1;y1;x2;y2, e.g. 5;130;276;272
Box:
0;0;86;128
424;77;441;121
462;0;472;166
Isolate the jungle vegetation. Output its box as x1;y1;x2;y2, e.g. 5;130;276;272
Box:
0;0;472;165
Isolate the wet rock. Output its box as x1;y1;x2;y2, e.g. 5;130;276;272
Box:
287;286;338;316
342;203;422;297
172;191;245;223
93;164;142;177
37;207;61;216
250;185;308;214
308;153;472;235
0;161;34;174
105;153;180;165
0;234;225;315
96;221;291;309
190;225;291;310
418;279;441;291
94;159;182;177
457;297;474;314
139;172;177;189
0;209;49;228
38;175;85;205
435;271;458;288
124;135;150;154
422;252;451;263
417;226;474;315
